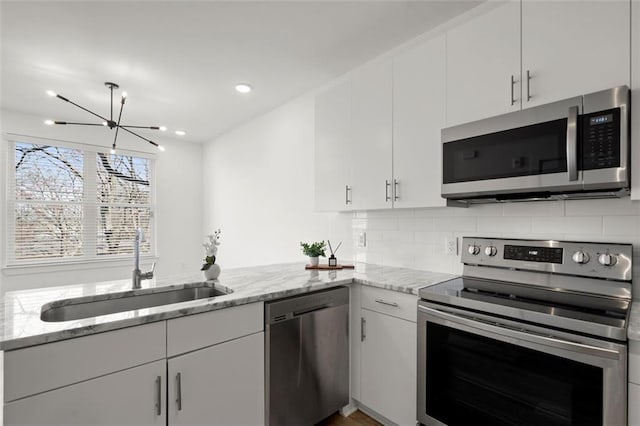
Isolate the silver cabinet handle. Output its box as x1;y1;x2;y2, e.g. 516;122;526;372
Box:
393;179;399;201
360;317;366;342
526;70;532;102
375;298;399;307
385;180;391;202
176;372;182;411
345;185;351;205
566;105;579;181
155;376;161;416
510;75;516;106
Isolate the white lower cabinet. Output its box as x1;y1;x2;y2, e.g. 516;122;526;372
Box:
4;360;167;425
168;332;265;426
360;307;417;426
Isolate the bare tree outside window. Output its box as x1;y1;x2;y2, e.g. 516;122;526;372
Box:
10;141;153;264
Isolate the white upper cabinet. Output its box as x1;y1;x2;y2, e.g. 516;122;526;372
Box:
350;59;394;210
631;0;639;200
446;1;521;127
521;0;631;108
314;80;353;211
393;35;447;208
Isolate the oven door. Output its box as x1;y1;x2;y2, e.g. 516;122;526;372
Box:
417;301;627;426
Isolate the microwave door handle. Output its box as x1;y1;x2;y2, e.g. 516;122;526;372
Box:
566;105;579;181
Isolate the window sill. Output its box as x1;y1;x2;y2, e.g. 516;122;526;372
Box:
2;256;160;276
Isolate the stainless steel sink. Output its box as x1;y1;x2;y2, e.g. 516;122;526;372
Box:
40;282;233;322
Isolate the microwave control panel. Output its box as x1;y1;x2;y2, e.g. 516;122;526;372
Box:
580;108;620;170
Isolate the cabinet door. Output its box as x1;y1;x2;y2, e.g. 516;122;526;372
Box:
632;0;640;200
351;59;393;210
315;81;353;211
168;332;264;426
393;35;447;208
522;0;630;108
4;360;166;425
446;1;521;127
360;309;417;426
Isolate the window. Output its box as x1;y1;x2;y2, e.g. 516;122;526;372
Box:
7;139;155;265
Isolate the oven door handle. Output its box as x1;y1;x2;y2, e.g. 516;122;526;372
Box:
566;105;579;182
418;304;620;360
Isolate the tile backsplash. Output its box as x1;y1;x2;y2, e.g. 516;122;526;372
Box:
352;198;640;296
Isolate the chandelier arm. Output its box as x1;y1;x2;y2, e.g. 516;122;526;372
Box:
118;126;160;148
55;94;109;122
120;125;161;130
112;95;126;150
53;121;106;126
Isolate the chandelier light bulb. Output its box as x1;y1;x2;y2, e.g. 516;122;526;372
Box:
122;91;128;99
159;126;167;132
44;119;54;125
158;145;166;152
46;90;57;97
235;83;252;94
175;130;186;136
110;147;116;155
102;121;108;126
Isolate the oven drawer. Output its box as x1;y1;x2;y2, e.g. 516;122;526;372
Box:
630;340;640;385
361;286;417;322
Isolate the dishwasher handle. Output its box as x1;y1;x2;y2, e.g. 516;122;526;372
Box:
293;304;330;317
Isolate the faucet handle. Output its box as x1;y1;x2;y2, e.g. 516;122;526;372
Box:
149;262;156;275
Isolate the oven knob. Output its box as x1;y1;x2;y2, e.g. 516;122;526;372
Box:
571;251;590;264
598;253;617;267
484;246;497;257
467;245;480;255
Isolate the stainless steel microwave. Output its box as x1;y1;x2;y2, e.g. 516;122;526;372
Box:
441;86;630;204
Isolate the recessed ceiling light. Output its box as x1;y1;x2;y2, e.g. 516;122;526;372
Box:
175;130;186;136
159;126;167;132
235;83;252;94
46;90;57;97
44;119;54;125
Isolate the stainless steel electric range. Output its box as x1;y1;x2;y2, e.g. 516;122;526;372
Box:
417;237;632;426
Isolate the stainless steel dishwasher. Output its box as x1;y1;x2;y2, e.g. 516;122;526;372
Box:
265;286;349;426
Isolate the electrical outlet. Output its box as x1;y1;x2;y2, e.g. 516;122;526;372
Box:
445;236;458;256
358;231;367;248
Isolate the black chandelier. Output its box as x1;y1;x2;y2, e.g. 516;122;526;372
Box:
46;82;165;153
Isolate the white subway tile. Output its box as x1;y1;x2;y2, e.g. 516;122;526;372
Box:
502;201;564;217
382;230;415;243
453;204;503;217
433;216;477;232
398;216;433;232
414;253;455;274
478;216;532;234
603;216;640;236
531;216;602;234
565;198;640;216
414;207;451;217
366;217;398;231
364;230;383;242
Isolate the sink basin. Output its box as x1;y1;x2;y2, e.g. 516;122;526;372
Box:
40;282;233;322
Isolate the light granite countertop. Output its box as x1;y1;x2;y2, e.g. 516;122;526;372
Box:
0;262;456;351
628;303;640;342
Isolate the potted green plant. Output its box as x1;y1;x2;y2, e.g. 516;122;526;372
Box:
202;229;222;280
300;241;326;266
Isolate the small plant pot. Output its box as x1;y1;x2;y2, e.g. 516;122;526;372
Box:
203;264;221;280
308;256;319;267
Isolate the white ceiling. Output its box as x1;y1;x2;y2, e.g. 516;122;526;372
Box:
1;1;481;144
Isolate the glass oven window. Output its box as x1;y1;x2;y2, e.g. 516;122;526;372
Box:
425;322;602;426
442;119;568;184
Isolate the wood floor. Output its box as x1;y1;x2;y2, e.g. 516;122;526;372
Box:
317;410;382;426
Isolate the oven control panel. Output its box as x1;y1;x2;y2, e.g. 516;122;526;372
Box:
461;237;632;281
581;108;621;170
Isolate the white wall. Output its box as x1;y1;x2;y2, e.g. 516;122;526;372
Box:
1;109;203;292
202;94;353;268
353;199;640;296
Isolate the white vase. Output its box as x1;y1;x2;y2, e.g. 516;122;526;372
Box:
203;264;221;280
309;256;319;267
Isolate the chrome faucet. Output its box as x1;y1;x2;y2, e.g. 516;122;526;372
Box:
132;228;155;289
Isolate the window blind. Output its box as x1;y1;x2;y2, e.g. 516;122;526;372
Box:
7;140;155;266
